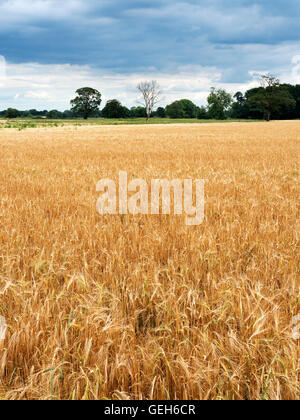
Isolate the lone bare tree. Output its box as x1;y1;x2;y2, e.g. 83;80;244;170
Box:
137;80;161;122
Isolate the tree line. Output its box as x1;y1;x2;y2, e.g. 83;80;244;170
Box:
1;75;299;121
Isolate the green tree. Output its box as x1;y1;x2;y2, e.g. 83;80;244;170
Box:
63;110;74;119
102;99;127;118
130;106;147;118
165;101;185;119
197;106;209;119
70;87;102;119
156;107;166;118
248;75;296;121
230;92;250;119
5;108;19;118
275;84;300;119
29;109;38;116
207;88;232;119
47;110;62;119
166;99;198;119
284;84;300;118
179;99;198;118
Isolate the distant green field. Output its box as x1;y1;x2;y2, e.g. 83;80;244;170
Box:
0;117;262;130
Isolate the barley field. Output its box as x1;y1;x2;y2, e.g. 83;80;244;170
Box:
0;121;299;400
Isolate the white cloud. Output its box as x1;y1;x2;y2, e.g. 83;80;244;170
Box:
25;90;52;100
0;55;299;111
291;55;300;83
0;60;222;109
0;55;6;87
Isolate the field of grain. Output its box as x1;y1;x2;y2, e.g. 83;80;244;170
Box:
0;121;299;400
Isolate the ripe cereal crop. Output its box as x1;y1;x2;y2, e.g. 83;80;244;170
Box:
0;121;299;400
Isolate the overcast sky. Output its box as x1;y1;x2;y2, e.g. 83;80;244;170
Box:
0;0;300;110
